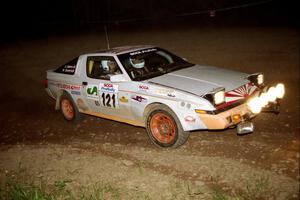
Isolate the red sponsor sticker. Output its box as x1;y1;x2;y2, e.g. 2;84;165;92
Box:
57;83;81;90
104;83;113;88
139;85;149;90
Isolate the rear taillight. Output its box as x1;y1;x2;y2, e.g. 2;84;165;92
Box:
43;79;48;88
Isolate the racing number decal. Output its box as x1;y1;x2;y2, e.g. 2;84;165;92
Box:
99;83;119;109
101;93;117;108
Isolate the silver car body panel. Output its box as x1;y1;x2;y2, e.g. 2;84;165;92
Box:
148;65;249;96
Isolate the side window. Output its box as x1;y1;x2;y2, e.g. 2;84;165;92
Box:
54;57;78;75
86;56;122;80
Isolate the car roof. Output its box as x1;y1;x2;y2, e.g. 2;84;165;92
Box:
93;45;156;55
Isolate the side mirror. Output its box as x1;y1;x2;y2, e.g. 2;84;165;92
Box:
110;74;127;82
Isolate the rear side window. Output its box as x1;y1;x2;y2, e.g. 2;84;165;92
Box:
86;56;122;80
54;57;78;75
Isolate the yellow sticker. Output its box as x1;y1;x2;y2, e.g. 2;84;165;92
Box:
119;96;128;103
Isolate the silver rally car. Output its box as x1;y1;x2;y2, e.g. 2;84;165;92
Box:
45;45;285;148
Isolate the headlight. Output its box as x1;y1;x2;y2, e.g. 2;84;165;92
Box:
214;90;225;105
275;83;285;99
247;83;285;114
247;73;264;86
203;88;225;106
259;93;269;107
257;74;264;85
247;97;262;114
267;86;277;102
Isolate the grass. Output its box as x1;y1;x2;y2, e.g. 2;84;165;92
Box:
212;176;275;200
0;162;155;200
0;177;122;200
79;182;121;200
0;171;205;200
167;181;204;200
0;179;52;200
0;163;285;200
0;163;121;200
0;171;277;200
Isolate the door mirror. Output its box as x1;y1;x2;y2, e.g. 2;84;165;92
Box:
110;74;127;82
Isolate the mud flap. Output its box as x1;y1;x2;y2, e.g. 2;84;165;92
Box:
237;121;254;135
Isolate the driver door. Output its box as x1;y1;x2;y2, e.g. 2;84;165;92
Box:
81;55;131;119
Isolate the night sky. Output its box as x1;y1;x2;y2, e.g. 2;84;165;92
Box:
0;0;297;40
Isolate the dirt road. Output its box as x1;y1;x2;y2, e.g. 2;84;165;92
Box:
0;26;299;199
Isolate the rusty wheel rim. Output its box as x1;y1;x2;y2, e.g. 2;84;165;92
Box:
61;99;74;120
150;113;176;144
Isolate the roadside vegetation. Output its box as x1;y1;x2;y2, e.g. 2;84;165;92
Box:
212;177;276;200
0;163;283;200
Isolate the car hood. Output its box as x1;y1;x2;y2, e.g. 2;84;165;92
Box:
148;65;249;96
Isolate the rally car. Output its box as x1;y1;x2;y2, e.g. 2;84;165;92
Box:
44;45;285;148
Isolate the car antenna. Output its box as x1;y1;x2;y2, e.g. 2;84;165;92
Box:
104;25;110;50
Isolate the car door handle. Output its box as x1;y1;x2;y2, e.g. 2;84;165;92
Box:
82;81;88;86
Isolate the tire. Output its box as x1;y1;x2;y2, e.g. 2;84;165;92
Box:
60;93;81;121
146;105;190;148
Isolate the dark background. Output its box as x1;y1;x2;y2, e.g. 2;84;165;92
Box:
0;0;298;41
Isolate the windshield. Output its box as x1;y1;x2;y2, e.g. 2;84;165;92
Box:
117;48;194;81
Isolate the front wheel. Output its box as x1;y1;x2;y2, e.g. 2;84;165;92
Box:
60;93;81;121
146;105;190;148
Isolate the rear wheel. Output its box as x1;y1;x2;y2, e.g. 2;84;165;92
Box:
60;94;81;121
146;105;190;148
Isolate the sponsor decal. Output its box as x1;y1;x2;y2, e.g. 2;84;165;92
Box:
155;88;175;95
131;95;147;103
217;83;258;110
225;83;257;103
71;90;81;95
86;84;99;100
77;98;88;111
56;83;81;91
155;88;176;97
98;83;119;108
94;101;100;106
184;116;196;123
119;96;128;103
138;85;149;91
62;65;76;73
100;83;118;93
130;48;157;56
